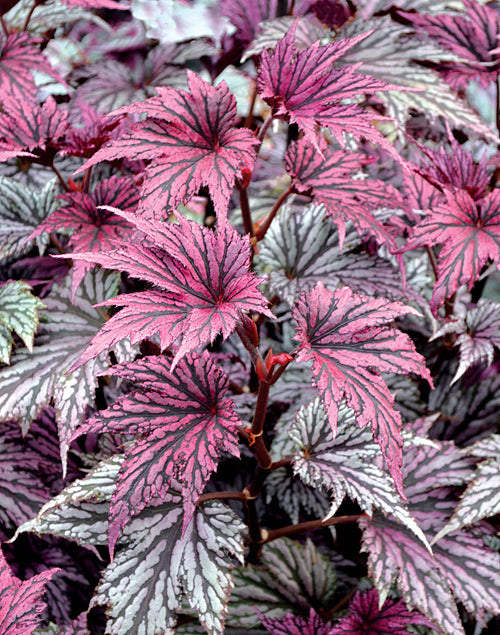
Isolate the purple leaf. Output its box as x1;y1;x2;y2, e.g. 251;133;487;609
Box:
77;352;242;554
293;282;432;496
67;210;272;369
330;588;435;634
403;188;500;315
0;546;59;635
78;71;258;217
257;25;405;160
258;608;331;635
221;0;281;45
285;137;402;248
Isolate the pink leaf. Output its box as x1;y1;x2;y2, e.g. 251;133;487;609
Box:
76;352;241;555
293;282;432;496
77;71;258;217
403;188;500;314
257;25;406;160
67;209;272;370
257;608;331;635
0;546;60;635
330;588;436;634
285;136;402;248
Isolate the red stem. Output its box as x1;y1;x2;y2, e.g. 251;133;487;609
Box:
256;186;292;241
263;514;364;543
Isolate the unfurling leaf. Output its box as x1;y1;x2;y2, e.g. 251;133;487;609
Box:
293;282;432;496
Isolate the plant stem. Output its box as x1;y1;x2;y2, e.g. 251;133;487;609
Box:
257;112;274;144
425;245;439;281
250;381;273;469
197;491;248;505
51;163;69;192
244;81;258;129
82;165;93;194
263;514;364;543
256;186;292;241
238;186;254;237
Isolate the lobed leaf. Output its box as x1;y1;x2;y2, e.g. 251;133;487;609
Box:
68;210;272;370
258;608;331;635
76;352;242;554
293;282;432;496
78;71;258;217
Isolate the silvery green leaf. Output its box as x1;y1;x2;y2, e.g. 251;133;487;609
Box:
227;538;336;629
0;177;58;259
0;281;45;364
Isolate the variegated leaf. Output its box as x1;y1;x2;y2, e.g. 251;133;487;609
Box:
0;281;45;364
290;399;429;547
17;456;246;635
293;282;432;496
257;202;408;305
433;435;500;541
77;352;242;554
227;538;336;629
0;177;58;260
339;16;498;141
0;271;126;471
67;210;272;370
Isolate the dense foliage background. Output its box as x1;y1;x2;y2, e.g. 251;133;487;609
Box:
0;0;500;633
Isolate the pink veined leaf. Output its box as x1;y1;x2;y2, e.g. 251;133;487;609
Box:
77;70;258;217
257;24;408;161
0;546;60;635
285;136;402;249
293;282;432;497
73;352;242;555
403;188;500;315
30;176;139;298
0;32;64;103
0;94;69;164
67;209;272;370
257;607;332;635
402;169;443;214
329;588;436;634
400;0;500;90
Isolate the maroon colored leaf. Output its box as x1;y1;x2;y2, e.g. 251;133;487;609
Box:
257;608;331;635
403;188;500;314
67;209;272;369
285;137;402;248
293;282;432;496
330;588;435;634
0;32;63;102
75;352;241;555
257;24;405;160
62;100;124;158
78;70;258;217
0;546;60;635
400;0;500;90
0;94;68;164
31;176;139;297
